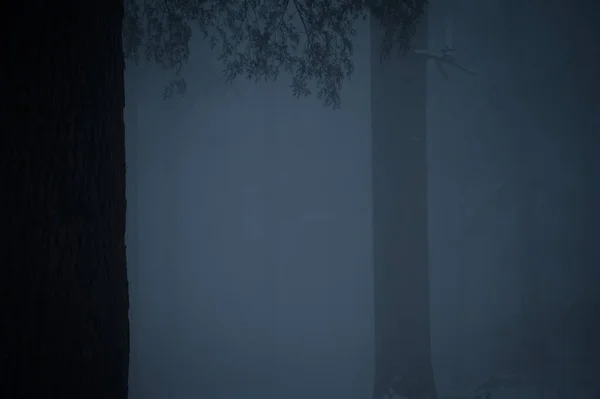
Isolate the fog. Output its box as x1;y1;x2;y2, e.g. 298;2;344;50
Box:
124;1;599;398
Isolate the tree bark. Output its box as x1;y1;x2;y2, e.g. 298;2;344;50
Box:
370;10;436;399
1;1;129;398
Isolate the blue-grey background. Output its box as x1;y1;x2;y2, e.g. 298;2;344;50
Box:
123;0;599;397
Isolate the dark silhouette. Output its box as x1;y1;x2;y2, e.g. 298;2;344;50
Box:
2;2;129;398
371;10;436;399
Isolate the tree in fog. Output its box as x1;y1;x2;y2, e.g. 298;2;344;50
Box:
124;0;426;108
3;1;426;398
370;7;434;399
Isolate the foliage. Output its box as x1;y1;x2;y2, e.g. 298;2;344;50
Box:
123;0;427;108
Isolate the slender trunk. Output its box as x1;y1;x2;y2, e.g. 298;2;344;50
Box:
1;1;129;398
370;10;436;399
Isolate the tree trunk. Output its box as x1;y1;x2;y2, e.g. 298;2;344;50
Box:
508;2;550;381
1;1;129;398
370;10;436;399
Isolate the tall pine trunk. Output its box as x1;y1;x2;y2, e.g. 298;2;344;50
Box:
370;11;436;399
1;1;129;398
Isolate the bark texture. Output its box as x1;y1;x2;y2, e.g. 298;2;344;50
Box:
1;1;129;398
370;11;436;399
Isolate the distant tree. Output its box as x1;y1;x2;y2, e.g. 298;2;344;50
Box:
123;0;427;108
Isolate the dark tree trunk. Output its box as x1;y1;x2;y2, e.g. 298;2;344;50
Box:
370;11;436;399
1;1;129;398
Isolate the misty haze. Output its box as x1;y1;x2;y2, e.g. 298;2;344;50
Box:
124;1;599;398
4;0;598;398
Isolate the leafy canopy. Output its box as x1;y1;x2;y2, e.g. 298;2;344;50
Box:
123;0;427;108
